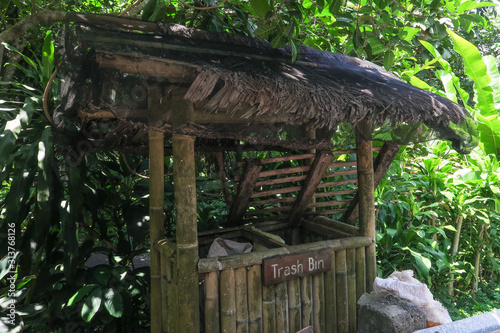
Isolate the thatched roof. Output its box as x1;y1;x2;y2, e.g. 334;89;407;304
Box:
54;13;473;154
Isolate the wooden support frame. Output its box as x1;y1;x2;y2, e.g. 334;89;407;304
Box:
288;150;333;227
149;130;164;332
227;159;263;226
342;142;399;223
173;133;200;332
355;119;376;292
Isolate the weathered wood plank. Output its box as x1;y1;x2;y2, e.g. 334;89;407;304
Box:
317;179;358;188
198;236;373;273
325;251;337;333
288;151;334;226
311;216;360;236
248;196;296;207
250;186;302;199
227;159;263;226
259;166;310;178
301;220;354;239
313;189;357;198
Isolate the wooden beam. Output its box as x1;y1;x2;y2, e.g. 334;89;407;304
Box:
96;51;197;82
172;133;200;332
342;142;400;223
149;130;164;332
287;150;333;227
227;159;262;226
355;119;376;292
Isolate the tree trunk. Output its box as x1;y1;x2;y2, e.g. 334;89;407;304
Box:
448;215;463;296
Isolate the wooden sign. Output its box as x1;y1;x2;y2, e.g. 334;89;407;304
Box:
263;249;333;285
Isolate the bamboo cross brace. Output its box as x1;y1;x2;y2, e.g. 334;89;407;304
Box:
287;150;334;227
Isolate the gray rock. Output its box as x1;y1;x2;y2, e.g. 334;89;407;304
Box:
357;295;427;333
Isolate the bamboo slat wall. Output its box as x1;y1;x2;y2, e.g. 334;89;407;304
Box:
228;148;382;225
195;228;370;333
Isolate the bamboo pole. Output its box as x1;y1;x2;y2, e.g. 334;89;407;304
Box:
173;133;200;332
346;248;357;333
356;119;376;292
301;276;313;329
160;254;169;330
247;264;263;333
324;251;337;333
301;233;313;328
235;267;249;333
275;281;289;333
356;247;366;303
288;278;302;332
149;130;164;332
313;272;326;332
205;271;220;333
221;269;237;332
336;249;348;333
262;284;276;333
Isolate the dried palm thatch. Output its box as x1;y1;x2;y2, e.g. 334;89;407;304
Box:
54;13;475;154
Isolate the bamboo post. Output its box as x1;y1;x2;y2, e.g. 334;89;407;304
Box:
335;249;348;333
149;129;164;332
275;281;289;333
313;272;326;332
221;269;237;332
355;119;376;292
235;267;250;333
301;233;313;328
173;133;200;332
346;248;357;333
262;284;276;333
288;278;302;332
355;247;366;302
247;264;263;333
205;271;220;333
324;252;337;333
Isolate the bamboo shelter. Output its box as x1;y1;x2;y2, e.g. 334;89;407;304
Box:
54;13;475;333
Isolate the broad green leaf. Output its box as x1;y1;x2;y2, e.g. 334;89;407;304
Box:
42;31;54;87
0;253;18;280
250;0;269;17
142;0;157;21
254;25;275;40
81;287;102;322
409;76;432;90
403;247;431;282
483;55;500;110
383;51;394;70
457;1;496;14
67;285;97;306
103;288;124;318
436;70;458;103
447;28;495;117
477;115;500;156
2;43;37;70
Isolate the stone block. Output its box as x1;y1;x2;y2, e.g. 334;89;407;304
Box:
357;295;427;333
